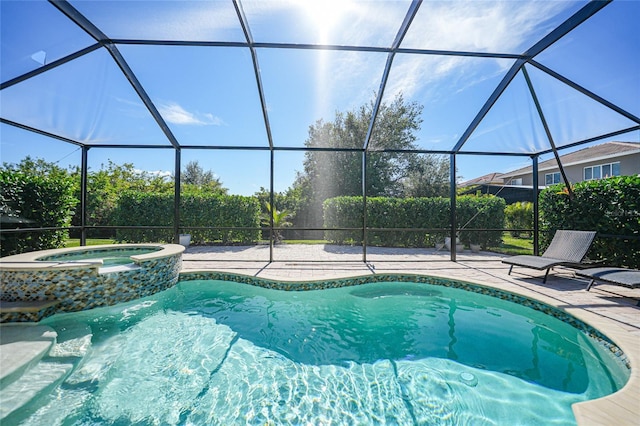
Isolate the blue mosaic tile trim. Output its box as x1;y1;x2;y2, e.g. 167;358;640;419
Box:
179;271;630;370
1;255;182;323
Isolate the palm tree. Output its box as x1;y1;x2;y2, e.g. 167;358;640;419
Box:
261;201;292;243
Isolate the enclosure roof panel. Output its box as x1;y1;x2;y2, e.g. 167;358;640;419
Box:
1;48;172;146
1;0;638;156
259;48;388;148
68;0;246;43
241;0;412;47
119;44;270;148
401;0;587;54
0;0;96;83
534;0;640;119
380;54;516;152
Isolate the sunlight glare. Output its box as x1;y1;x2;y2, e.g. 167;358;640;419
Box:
297;0;352;43
294;1;355;121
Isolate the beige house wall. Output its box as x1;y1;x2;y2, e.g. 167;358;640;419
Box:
502;152;640;186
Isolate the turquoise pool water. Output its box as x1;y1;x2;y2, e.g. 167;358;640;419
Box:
12;279;629;425
36;247;160;267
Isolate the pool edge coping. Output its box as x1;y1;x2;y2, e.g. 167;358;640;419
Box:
0;243;185;271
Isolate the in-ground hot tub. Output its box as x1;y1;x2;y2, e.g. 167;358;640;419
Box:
0;244;184;322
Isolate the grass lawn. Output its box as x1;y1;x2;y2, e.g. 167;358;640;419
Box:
64;238;115;247
283;240;329;245
491;233;533;256
63;236;534;256
283;236;535;256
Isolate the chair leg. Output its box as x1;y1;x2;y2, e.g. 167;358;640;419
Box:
543;268;550;284
508;265;513;275
586;279;595;291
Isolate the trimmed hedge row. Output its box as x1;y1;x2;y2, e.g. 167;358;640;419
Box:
323;195;505;248
114;192;261;244
0;169;77;256
505;202;533;237
540;175;640;268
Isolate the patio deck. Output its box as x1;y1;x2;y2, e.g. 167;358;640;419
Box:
182;244;640;426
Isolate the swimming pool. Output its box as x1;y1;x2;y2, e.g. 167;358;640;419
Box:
6;275;630;425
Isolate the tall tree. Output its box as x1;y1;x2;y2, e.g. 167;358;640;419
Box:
181;160;227;194
402;154;450;198
291;94;426;227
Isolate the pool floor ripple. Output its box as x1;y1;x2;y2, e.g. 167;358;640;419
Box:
9;279;629;425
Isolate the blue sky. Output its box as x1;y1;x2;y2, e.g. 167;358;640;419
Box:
1;0;638;195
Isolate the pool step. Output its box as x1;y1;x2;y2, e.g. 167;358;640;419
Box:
0;360;73;421
0;325;58;387
0;300;60;323
0;323;92;422
48;323;93;358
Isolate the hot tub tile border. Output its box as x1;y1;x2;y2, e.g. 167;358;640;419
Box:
1;246;183;323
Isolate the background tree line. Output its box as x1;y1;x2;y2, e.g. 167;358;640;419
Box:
1;94;452;251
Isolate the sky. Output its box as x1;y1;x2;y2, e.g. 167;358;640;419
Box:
1;0;638;195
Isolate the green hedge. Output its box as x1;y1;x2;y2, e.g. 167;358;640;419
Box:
505;202;533;237
323;195;505;248
0;169;77;256
540;176;640;268
114;192;261;244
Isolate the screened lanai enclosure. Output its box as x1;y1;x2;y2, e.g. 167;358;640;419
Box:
1;0;639;262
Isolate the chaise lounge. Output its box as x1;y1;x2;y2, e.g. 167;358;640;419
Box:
575;267;640;291
502;230;597;283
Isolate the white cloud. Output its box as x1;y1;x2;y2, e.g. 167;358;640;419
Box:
252;0;569;116
158;102;225;126
385;1;578;100
101;1;240;41
404;1;575;54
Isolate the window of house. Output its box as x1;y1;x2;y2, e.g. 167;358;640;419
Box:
584;162;620;180
612;162;621;176
545;172;561;185
510;178;522;185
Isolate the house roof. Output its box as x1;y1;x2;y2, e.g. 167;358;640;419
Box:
500;141;640;178
459;172;504;187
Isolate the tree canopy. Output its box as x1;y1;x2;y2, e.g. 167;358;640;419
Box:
181;160;227;194
291;94;450;226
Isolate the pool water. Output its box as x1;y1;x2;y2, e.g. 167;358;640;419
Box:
13;280;629;425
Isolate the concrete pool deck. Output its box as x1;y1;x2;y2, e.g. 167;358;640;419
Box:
1;244;638;425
